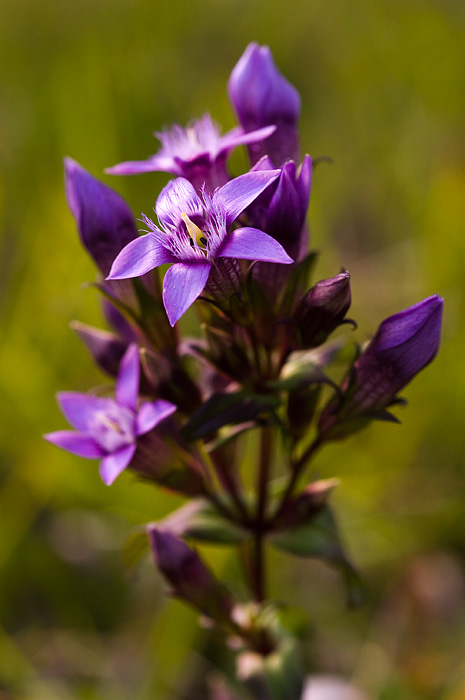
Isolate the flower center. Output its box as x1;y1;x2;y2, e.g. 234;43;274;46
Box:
181;212;208;252
92;402;135;453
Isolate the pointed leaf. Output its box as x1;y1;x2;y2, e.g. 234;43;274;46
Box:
270;505;364;607
182;390;281;441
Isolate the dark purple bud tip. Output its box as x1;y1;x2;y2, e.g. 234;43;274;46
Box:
294;271;352;347
148;528;234;621
346;294;444;416
228;43;301;166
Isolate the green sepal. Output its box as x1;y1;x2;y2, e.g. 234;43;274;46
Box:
269;505;364;607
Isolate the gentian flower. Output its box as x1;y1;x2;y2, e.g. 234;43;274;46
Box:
319;295;443;436
344;294;443;415
45;344;177;485
106;113;276;192
108;171;293;326
228;43;301;167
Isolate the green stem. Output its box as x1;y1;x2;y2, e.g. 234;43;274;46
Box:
273;437;322;521
252;428;272;602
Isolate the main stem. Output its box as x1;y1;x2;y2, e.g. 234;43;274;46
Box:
252;427;272;602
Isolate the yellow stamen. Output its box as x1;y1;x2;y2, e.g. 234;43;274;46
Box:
181;212;207;250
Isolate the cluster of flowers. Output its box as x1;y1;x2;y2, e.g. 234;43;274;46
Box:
46;43;443;699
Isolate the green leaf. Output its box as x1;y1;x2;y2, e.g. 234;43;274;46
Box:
182;391;281;441
270;505;364;607
159;499;249;545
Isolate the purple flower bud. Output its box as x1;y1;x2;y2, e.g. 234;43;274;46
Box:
319;296;443;437
345;295;443;415
294;271;352;348
70;321;129;377
251;155;312;261
65;158;138;277
228;43;301;167
148;528;234;622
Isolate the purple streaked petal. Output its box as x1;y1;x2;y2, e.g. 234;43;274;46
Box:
156;178;203;230
219;228;293;264
57;392;111;432
107;234;176;280
99;444;136;485
162;262;211;326
105;157;169;176
44;431;104;458
64;158;138;276
296;154;313;203
213;170;280;228
115;344;140;410
251;155;275;172
219;124;276;152
135;400;177;436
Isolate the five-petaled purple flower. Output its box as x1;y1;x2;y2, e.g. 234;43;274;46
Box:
45;345;177;485
106;113;276;192
107;171;293;326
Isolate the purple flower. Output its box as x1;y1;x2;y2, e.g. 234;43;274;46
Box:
106;113;276;192
319;295;443;436
108;171;293;326
45;344;176;485
228;43;301;167
345;295;443;414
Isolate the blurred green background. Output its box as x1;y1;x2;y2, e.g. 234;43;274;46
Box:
1;0;465;698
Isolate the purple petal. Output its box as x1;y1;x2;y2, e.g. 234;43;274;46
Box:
156;178;204;230
136;400;177;436
296;154;313;204
213;170;280;228
162;262;212;326
219;228;293;264
107;234;176;280
105;157;169;176
57;392;111;432
64;158;138;276
219;124;276;152
44;431;104;458
99;444;136;485
115;344;140;411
